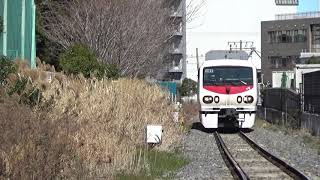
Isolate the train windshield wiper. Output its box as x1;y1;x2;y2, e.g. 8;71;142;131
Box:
230;80;247;86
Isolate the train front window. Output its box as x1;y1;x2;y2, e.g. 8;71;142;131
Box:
203;66;253;86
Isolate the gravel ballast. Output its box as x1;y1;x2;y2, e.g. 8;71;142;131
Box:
174;123;233;180
174;119;320;179
246;127;320;179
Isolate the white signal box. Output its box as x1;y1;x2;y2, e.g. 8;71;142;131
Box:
146;125;163;144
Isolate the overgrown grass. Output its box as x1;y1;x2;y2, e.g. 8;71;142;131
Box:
116;149;188;180
0;60;182;179
255;118;320;155
180;102;199;132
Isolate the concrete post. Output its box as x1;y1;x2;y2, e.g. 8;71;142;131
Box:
2;0;7;56
21;0;25;60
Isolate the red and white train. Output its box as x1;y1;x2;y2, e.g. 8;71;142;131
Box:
198;56;258;129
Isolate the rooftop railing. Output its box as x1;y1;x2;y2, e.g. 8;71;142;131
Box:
275;11;320;20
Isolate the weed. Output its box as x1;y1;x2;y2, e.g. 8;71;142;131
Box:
0;56;16;85
116;149;188;180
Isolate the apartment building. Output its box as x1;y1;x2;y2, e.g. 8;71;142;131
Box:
261;12;320;84
164;0;186;82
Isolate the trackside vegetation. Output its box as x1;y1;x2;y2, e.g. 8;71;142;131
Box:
59;44;119;79
0;57;185;179
117;149;188;180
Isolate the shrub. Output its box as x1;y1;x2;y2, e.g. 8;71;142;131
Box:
0;56;16;85
179;78;197;97
59;44;119;79
306;56;320;64
7;75;42;107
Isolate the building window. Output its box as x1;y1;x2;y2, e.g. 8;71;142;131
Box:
282;58;287;67
268;31;276;43
311;24;320;52
295;29;307;42
270;56;291;68
268;29;306;44
270;56;282;69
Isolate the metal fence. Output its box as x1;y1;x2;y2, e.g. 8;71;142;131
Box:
303;71;320;114
261;88;301;128
263;88;301;114
157;81;177;102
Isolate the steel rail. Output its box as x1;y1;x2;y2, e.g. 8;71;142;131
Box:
239;131;310;180
214;131;249;180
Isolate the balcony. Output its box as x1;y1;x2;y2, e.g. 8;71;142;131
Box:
169;3;183;18
172;29;183;37
169;42;183;55
170;10;183;18
169;64;183;73
170;48;183;55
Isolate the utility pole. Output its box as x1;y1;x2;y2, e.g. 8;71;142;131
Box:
196;48;199;70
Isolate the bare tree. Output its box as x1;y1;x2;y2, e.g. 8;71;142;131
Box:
39;0;205;77
39;0;172;77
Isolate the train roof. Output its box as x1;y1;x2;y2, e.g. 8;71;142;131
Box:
200;59;255;68
205;50;249;61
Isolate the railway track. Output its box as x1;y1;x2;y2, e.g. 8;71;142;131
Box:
214;131;309;180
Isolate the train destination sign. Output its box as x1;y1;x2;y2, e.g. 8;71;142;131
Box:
275;0;299;5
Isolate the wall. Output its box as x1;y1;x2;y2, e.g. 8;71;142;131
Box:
0;0;36;68
272;71;294;88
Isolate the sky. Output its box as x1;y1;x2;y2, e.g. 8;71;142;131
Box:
185;0;298;81
298;0;319;12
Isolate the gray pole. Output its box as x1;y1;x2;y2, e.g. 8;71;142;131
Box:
196;48;199;70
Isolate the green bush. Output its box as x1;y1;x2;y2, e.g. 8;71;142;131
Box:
59;44;119;79
0;56;16;85
7;76;42;107
179;78;197;97
306;56;320;64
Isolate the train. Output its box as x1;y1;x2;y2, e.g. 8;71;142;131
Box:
198;50;258;128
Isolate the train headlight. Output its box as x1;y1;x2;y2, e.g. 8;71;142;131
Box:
237;96;242;103
214;96;220;103
244;95;254;104
203;96;213;104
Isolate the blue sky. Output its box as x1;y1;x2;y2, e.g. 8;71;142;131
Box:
297;0;318;12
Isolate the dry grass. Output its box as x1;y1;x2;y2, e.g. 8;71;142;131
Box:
180;102;200;129
0;61;181;179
